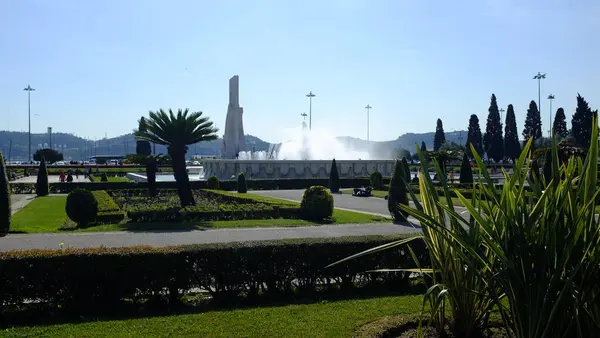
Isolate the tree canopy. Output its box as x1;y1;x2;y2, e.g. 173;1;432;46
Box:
33;148;63;163
483;94;504;162
504;104;521;161
433;118;446;151
523;100;543;145
465;114;484;158
571;94;598;148
552;107;568;139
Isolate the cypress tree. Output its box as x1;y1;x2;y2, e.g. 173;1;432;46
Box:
36;157;49;197
571;94;598;148
401;157;411;182
136;117;152;156
484;94;504;162
465;114;484;158
459;152;473;184
329;158;340;193
523;100;543;146
0;152;10;236
433;118;446;151
552;107;568;139
420;141;427;153
388;160;409;222
237;172;247;193
504;104;521;162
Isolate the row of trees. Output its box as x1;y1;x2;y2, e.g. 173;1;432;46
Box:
429;93;597;162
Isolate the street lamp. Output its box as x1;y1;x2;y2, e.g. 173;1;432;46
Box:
533;72;546;123
499;108;505;124
365;105;372;144
547;94;555;137
305;91;315;130
23;84;35;162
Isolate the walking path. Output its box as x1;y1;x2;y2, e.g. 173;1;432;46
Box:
12;175;90;183
10;194;36;215
0;223;420;252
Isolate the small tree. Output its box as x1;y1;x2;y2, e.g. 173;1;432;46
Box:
459;152;473;184
433;119;446;151
388;160;409;222
0;152;10;236
237;172;248;193
329;158;340;193
369;170;383;189
420;141;427;153
36;157;49;197
33;148;63;163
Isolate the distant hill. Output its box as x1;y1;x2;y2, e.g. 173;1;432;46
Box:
0;130;465;161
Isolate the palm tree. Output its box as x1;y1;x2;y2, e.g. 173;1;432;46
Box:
135;109;218;206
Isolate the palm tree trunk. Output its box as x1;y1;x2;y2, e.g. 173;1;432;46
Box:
170;149;195;206
146;158;157;197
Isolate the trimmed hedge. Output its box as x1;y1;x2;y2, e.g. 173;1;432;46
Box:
0;235;428;312
91;190;125;223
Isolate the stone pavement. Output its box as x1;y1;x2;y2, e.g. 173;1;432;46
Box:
0;223;420;252
12;175;90;183
10;194;36;215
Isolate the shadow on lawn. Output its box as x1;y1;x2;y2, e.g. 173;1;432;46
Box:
0;283;426;329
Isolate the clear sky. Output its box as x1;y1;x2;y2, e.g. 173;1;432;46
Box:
1;0;598;143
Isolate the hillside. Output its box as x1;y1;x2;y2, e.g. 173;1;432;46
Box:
0;130;465;161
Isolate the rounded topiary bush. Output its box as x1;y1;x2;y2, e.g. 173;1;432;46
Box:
66;188;98;227
237;173;247;193
207;175;220;190
300;186;334;221
369;170;383;188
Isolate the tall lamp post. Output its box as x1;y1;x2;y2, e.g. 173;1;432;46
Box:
499;108;505;124
533;72;546;125
365;104;372;144
305;91;315;130
547;94;555;137
23;85;35;162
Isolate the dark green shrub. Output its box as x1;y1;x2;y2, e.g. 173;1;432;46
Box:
66;188;98;227
35;158;49;196
207;176;220;190
329;159;340;193
543;150;552;184
237;173;248;193
388;160;409;222
0;153;10;236
369;170;383;188
100;173;108;182
459;152;473;184
300;186;334;221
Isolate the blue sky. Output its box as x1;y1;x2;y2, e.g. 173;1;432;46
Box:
1;0;598;143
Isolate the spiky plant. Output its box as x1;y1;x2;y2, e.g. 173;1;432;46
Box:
135;109;218;206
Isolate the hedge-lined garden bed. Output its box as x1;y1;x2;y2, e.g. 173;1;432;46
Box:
0;235;428;314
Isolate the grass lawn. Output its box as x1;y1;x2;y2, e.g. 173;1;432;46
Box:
10;196;389;234
10;196;67;233
3;295;422;338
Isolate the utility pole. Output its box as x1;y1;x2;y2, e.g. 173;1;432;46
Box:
547;94;555;137
533;72;546;127
23;85;35;162
305;91;315;130
365;105;372;143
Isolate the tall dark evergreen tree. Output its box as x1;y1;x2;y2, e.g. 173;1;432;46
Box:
433;118;446;151
552;107;568;138
0;152;10;236
483;94;504;162
420;141;427;153
35;157;49;197
523;100;542;146
465;114;484;158
459;152;473;184
504;104;521;161
329;158;340;193
571;94;598;148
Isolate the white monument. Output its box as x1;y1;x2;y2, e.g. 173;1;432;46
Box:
221;75;246;159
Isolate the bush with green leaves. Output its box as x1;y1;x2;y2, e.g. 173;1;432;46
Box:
329;159;340;193
35;158;49;196
387;160;409;222
100;173;108;182
300;186;334;221
66;188;99;227
459;152;473;183
237;172;247;193
0;153;10;236
207;176;219;190
369;170;383;188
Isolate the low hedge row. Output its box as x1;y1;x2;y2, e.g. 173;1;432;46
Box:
0;235;428;312
91;190;125;223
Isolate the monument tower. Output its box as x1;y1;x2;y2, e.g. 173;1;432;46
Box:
221;75;245;159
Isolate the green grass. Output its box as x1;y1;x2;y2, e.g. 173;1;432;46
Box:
10;196;67;233
10;195;389;234
3;295;422;338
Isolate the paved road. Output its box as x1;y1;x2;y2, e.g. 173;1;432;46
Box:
0;223;420;252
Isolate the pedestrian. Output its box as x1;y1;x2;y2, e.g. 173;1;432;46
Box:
59;172;66;183
450;170;455;184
